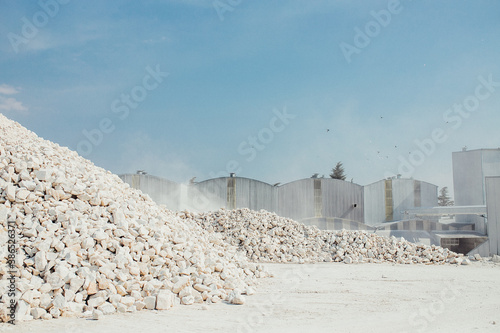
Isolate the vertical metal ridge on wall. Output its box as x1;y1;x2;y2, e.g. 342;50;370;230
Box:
314;179;322;217
414;180;422;207
385;179;393;221
132;174;140;189
227;177;236;210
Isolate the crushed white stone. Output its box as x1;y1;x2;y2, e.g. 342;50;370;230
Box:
183;208;463;265
0;114;266;323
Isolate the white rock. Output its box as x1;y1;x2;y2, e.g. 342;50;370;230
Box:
31;308;47;319
144;296;156;310
92;309;104;320
181;295;194;305
69;277;85;293
5;184;16;202
98;302;116;315
16;300;32;321
228;290;245;305
156;290;175;310
35;251;47;271
87;297;105;308
67;302;85;314
52;294;66;309
93;229;108;241
16;189;30;202
172;277;190;294
120;296;135;307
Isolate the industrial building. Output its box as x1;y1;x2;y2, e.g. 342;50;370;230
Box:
450;148;500;256
119;148;500;256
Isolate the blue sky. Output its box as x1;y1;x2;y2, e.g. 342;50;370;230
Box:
1;0;499;196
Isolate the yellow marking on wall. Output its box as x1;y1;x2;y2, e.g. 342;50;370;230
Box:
227;178;236;210
385;179;393;221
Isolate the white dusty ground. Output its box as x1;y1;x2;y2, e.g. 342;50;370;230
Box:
4;261;500;333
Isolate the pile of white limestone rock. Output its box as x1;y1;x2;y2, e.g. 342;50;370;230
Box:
185;208;464;265
0;114;262;323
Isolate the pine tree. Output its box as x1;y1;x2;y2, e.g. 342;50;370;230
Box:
330;161;346;180
438;187;454;206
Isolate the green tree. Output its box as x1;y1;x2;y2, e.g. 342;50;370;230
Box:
330;161;346;180
438;187;454;206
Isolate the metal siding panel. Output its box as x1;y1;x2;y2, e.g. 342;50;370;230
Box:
119;174;180;210
420;182;438;207
486;177;500;255
321;179;364;223
414;181;421;207
235;178;250;209
277;179;315;221
227;178;236;209
234;178;277;213
190;178;227;211
482;151;500;177
452;150;485;206
453;150;500;228
391;179;414;221
314;179;322;217
364;180;386;225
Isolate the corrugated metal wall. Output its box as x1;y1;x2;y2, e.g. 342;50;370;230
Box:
119;174;437;226
187;177;227;212
453;150;485;206
486;176;500;255
452;149;500;232
363;178;437;225
420;181;438;207
235;177;278;213
321;179;363;222
119;174;181;210
392;179;417;221
363;180;386;225
276;179;315;221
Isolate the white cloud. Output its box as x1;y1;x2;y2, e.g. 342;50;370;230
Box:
0;96;28;112
0;84;28;113
0;84;20;95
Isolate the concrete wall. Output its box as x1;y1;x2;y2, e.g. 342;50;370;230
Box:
485;176;500;255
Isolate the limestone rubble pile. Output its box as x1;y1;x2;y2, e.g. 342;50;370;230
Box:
0;114;265;323
184;209;333;263
185;208;463;264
